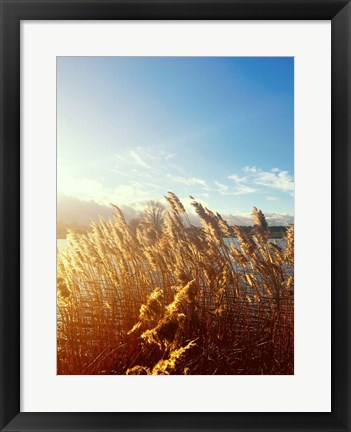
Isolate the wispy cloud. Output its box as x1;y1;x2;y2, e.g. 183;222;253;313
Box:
227;174;246;183
225;166;294;197
242;166;294;192
167;174;208;189
129;150;152;169
113;149;183;180
214;181;229;193
233;184;256;195
226;174;256;195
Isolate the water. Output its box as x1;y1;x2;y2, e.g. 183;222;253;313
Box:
224;237;286;249
57;237;286;252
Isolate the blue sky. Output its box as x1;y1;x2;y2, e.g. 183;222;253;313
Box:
57;57;294;223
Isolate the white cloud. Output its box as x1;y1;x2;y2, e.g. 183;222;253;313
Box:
226;174;256;195
167;174;208;189
233;184;256;195
228;174;246;183
265;212;294;226
58;161;164;208
129;150;151;169
214;181;229;193
57;193;115;225
113;184;147;202
244;166;294;192
223;211;293;227
267;196;278;201
228;166;294;195
112;148;185;183
58;173;109;204
58;194;158;226
111;180;163;205
243;166;257;173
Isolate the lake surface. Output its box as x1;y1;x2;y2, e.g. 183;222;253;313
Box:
57;238;286;253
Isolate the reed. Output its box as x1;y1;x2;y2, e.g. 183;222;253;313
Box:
57;192;294;375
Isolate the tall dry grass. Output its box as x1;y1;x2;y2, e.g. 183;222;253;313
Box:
57;192;294;375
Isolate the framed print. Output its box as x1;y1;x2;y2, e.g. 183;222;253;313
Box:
0;0;350;431
23;21;331;412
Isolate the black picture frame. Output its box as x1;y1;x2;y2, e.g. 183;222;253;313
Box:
0;1;350;431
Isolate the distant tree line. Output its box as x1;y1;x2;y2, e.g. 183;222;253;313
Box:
184;225;287;239
233;225;287;239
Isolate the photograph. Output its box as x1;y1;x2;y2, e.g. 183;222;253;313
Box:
57;56;294;375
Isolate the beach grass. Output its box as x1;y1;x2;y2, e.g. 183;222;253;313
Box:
57;192;294;375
